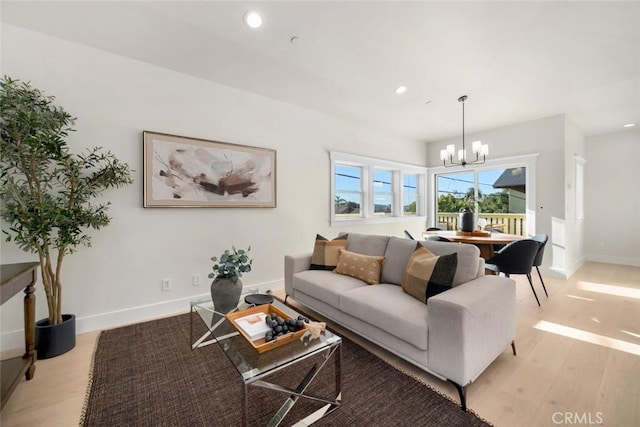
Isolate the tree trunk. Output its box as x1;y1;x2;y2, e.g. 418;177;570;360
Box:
38;249;63;325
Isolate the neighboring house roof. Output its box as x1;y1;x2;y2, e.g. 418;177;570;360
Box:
493;168;526;189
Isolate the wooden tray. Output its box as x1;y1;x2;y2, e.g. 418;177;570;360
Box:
456;230;491;237
226;304;307;353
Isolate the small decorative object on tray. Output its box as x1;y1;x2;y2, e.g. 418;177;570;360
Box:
244;293;274;306
227;304;308;353
300;321;327;346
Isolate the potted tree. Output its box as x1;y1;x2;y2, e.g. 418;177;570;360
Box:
0;76;133;358
208;246;252;314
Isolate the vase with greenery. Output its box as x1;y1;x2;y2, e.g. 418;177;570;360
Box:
208;246;252;313
459;189;479;232
0;76;133;357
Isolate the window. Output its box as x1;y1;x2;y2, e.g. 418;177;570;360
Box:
435;167;527;235
331;151;426;225
403;174;418;216
428;154;537;236
373;169;393;216
334;165;363;218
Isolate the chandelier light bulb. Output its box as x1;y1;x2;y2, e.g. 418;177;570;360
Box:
472;140;482;154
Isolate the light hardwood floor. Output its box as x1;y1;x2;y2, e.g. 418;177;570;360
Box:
1;262;638;426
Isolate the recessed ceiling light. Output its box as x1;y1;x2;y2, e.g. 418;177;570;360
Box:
243;11;263;29
395;86;407;94
623;123;635;128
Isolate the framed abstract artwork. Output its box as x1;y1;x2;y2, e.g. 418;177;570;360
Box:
143;131;276;207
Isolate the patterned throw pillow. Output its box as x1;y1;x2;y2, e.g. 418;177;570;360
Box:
310;234;349;270
402;246;458;304
334;248;385;285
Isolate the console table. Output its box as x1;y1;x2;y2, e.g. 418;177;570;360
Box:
1;262;38;410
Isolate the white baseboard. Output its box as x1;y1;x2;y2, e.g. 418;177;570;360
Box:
586;254;640;268
540;266;568;279
1;280;284;352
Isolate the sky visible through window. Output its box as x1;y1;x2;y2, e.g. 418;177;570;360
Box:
437;169;505;198
335;165;361;203
336;167;508;202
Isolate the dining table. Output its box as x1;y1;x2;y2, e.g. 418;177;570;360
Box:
422;230;524;260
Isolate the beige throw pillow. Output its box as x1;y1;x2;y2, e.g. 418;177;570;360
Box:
334;248;384;285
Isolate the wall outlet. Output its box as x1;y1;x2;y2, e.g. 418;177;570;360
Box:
192;274;201;286
162;279;171;291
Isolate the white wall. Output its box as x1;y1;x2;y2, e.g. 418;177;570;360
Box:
585;128;640;266
0;25;427;349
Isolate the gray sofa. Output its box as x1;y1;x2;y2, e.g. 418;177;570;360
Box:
284;233;517;410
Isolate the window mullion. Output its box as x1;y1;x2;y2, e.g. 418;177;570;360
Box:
363;165;371;219
395;171;400;217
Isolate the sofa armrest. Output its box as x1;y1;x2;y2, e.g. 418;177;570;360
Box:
427;275;516;386
284;253;312;296
476;257;485;277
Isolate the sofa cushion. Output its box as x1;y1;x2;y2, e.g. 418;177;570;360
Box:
419;240;480;286
346;233;390;256
381;237;419;285
292;270;366;308
334;249;385;285
402;246;458;304
339;284;430;350
310;234;348;270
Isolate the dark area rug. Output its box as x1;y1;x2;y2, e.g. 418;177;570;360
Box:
80;313;491;426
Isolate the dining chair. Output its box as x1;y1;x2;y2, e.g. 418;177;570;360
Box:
485;239;542;306
427;235;451;242
404;230;415;240
531;234;549;298
486;228;506;252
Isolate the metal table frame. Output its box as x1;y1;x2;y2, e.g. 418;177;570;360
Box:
190;297;342;426
243;338;342;426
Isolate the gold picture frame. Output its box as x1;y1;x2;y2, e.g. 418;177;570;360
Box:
143;131;276;208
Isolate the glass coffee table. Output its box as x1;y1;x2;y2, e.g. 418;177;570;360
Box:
190;296;342;426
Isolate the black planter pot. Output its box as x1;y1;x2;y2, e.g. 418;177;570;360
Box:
459;211;475;232
35;314;76;359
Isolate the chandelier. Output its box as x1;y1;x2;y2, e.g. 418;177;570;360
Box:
440;95;488;167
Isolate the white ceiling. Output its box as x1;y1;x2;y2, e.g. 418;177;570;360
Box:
2;1;639;142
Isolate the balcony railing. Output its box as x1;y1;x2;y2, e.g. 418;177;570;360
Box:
436;213;527;236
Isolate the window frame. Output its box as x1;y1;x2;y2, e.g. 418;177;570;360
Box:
331;151;427;226
402;173;420;217
334;163;365;219
372;168;395;217
427;153;538;234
